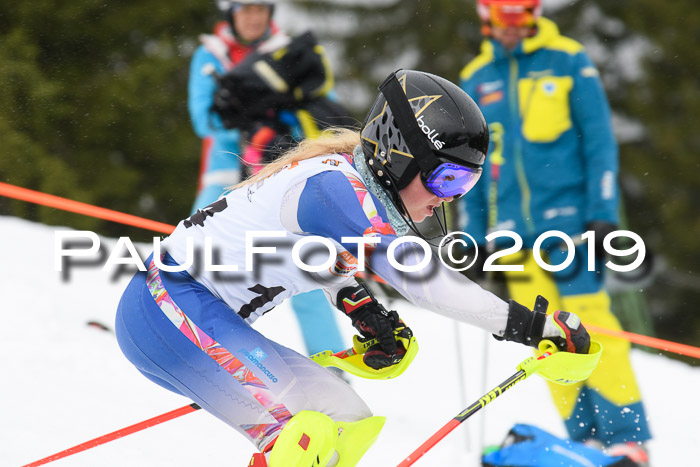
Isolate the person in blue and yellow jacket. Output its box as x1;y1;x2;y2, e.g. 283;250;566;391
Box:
460;1;651;463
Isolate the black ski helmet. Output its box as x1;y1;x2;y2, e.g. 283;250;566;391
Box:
360;69;489;194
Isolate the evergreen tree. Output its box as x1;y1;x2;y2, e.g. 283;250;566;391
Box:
292;0;481;113
0;0;216;239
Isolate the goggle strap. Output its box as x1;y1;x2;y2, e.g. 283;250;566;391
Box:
378;71;440;179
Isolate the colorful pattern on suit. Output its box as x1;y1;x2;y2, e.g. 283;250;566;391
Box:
146;258;292;442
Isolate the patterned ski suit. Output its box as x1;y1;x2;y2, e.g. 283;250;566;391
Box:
116;152;510;450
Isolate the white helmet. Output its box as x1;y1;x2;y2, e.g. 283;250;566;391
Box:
216;0;275;14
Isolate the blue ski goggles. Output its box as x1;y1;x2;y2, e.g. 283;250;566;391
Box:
422;161;483;198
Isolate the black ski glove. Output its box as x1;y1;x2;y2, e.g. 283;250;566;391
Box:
336;284;412;369
212;83;248;130
212;73;277;130
496;295;591;354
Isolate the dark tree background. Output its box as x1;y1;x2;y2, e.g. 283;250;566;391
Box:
1;0;698;358
0;0;213;240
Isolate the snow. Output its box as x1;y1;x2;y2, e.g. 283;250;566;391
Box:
2;215;699;466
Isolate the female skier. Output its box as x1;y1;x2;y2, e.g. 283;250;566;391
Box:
116;69;591;466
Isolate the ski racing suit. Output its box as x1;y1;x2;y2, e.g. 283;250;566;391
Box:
459;16;650;445
115;152;510;452
188;21;344;358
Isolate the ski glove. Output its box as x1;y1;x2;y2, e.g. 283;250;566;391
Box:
497;296;591;354
336;284;412;370
212;83;249;130
212;73;284;130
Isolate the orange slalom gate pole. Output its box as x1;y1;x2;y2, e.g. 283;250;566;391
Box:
5;180;700;359
585;323;700;360
4;179;700;360
0;181;175;234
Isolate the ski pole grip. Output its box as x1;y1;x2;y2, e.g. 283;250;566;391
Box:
538;339;559;355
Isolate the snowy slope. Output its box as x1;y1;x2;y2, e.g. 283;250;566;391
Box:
2;216;698;466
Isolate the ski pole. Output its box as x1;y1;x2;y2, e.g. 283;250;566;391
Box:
396;365;529;467
397;336;603;467
22;337;394;466
22;403;201;467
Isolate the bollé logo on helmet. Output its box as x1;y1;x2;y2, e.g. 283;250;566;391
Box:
416;115;445;150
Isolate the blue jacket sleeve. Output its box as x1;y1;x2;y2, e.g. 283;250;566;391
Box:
570;51;619;225
188;45;240;144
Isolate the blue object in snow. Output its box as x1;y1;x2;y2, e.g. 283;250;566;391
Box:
482;424;635;467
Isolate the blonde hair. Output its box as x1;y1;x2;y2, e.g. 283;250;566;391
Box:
230;127;361;190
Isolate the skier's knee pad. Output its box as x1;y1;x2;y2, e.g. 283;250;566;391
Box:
268;411;337;467
334;416;386;467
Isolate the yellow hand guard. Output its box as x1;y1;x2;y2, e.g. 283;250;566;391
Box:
310;332;418;380
518;339;603;385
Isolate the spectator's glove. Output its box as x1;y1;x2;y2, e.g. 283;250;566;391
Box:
585;221;617;258
209;30;338;135
212;72;280;130
211;78;250;130
336;284;412;369
496;295;591;354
